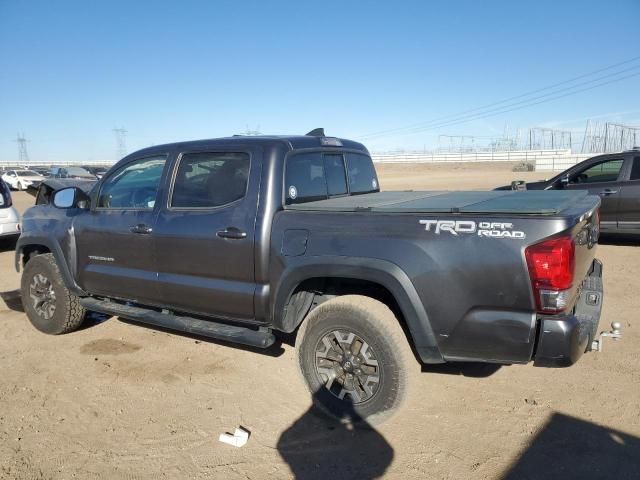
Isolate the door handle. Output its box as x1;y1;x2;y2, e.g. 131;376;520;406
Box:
599;189;618;196
217;227;247;239
129;224;153;234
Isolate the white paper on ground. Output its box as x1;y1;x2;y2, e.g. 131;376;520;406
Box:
218;427;250;447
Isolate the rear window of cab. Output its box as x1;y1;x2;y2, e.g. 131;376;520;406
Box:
285;151;379;204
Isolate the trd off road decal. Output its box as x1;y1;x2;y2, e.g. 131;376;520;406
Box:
419;220;526;239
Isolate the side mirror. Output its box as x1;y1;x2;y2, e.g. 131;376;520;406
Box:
560;175;570;186
52;187;90;209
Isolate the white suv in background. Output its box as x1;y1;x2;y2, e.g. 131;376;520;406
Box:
0;180;20;240
1;169;45;191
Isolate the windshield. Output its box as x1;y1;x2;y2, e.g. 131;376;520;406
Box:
16;170;40;176
67;167;93;176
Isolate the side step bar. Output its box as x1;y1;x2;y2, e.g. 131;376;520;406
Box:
80;297;275;349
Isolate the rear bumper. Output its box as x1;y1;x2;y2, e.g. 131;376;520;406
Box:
533;259;603;367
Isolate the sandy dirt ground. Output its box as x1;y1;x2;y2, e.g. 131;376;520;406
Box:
0;162;638;479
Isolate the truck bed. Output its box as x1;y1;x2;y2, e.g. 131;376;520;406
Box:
285;190;591;215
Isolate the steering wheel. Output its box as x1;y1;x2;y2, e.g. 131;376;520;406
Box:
132;187;157;208
574;173;589;184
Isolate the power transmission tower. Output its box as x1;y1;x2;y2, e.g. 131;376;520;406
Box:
113;128;128;159
242;124;262;136
581;120;605;153
583;121;640;153
528;128;572;150
603;123;640;152
438;135;475;152
15;133;30;163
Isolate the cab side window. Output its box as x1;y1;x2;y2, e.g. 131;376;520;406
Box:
571;159;623;184
631;156;640;181
97;155;167;209
171;152;250;208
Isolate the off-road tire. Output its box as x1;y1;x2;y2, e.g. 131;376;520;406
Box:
296;295;415;425
21;253;86;334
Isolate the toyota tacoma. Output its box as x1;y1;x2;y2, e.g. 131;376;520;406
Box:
16;130;608;423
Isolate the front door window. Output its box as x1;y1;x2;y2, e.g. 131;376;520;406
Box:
97;155;166;209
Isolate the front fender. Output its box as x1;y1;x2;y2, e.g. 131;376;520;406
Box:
273;255;443;364
16;235;86;296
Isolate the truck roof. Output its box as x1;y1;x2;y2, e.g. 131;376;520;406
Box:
127;135;369;158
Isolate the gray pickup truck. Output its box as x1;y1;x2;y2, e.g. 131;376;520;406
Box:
16;130;606;423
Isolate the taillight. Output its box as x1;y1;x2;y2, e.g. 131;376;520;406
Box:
525;236;575;314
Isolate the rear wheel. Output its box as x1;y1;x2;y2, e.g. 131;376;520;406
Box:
16;182;23;191
21;253;86;334
296;295;415;425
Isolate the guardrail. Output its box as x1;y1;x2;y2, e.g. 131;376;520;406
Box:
0;161;116;169
371;149;596;172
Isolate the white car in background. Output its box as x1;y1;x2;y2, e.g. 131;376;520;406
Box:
1;169;45;191
0;180;20;240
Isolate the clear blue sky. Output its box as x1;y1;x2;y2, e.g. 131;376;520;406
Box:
1;0;639;162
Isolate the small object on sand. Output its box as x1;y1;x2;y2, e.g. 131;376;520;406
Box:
219;427;250;447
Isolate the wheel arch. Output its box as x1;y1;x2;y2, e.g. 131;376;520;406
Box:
16;236;86;296
273;256;443;364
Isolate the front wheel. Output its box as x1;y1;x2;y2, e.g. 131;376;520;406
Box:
21;253;86;334
296;295;415;425
16;182;23;191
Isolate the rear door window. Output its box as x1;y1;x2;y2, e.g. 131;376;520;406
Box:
630;156;640;181
171;152;250;208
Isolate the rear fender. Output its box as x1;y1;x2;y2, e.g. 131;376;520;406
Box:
273;256;443;364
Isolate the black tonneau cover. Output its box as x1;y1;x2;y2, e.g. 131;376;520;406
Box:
285;190;590;215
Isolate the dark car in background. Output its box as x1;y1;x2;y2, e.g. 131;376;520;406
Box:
82;166;108;179
497;149;640;235
50;166;98;180
30;166;51;177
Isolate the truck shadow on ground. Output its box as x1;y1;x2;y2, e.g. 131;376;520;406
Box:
0;291;111;331
0;289;286;355
118;318;286;357
502;412;640;480
599;233;640;246
277;392;393;480
0;237;17;253
422;361;502;377
0;289;23;312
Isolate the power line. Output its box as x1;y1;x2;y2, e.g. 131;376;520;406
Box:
393;65;640;135
363;70;640;140
358;55;640;140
